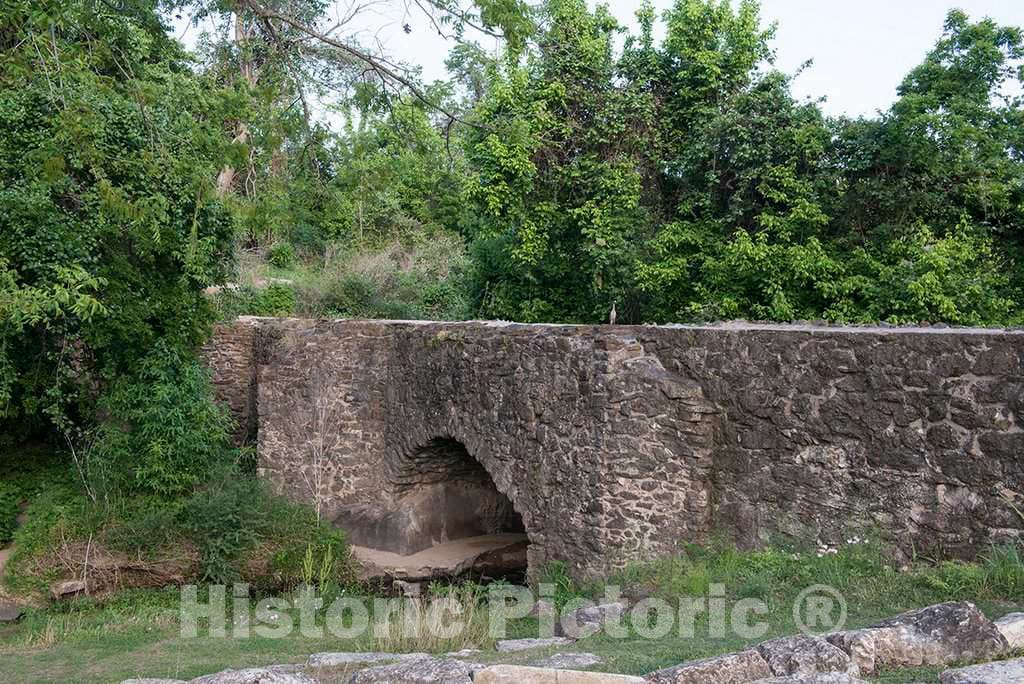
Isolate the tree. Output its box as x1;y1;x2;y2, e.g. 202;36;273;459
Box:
465;1;1021;326
0;0;235;438
823;9;1023;323
466;0;658;323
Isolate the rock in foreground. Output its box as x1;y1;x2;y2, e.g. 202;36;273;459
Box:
348;657;473;683
939;657;1024;683
495;636;575;652
306;652;429;668
752;676;867;683
756;635;858;678
644;648;773;683
190;669;314;684
476;665;645;683
869;601;1009;667
993;613;1024;650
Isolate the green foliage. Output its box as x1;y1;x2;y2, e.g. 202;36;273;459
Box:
253;283;298;316
465;0;653;322
261;512;352;592
328;98;473;246
537;560;597;610
100;495;184;557
0;482;19;544
911;546;1024;602
314;238;471;320
3;484;93;594
834;222;1014;325
607;539;1024;609
179;466;353;588
0;0;235;438
92;343;236;497
224;235;472;321
2;444;353;595
179;467;266;583
465;1;1023;325
266;242;296;269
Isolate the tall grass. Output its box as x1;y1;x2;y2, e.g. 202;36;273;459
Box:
218;233;472;322
372;583;494;654
553;538;1024;611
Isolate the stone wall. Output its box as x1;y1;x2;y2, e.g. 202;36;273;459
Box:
204;317;1024;579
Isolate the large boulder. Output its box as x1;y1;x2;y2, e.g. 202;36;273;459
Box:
939;657;1024;683
993;613;1024;650
827;602;1008;675
644;649;773;683
868;602;1008;667
189;669;314;684
348;657;473;683
756;635;859;678
475;665;645;683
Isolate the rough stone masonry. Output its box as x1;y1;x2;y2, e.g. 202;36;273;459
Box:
203;317;1024;579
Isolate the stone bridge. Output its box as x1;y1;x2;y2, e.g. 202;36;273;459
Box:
205;317;1024;579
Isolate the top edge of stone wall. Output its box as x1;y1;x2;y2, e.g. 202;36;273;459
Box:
232;315;1024;337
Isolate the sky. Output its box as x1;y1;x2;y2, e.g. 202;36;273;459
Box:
175;1;1024;120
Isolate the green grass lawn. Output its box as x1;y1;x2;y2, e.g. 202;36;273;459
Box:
1;596;1019;683
3;541;1024;683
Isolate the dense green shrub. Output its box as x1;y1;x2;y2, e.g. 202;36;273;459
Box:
255;283;298;316
0;0;235;439
266;242;297;269
466;0;1023;325
3;450;353;594
179;467;267;583
212;283;298;318
91;343;236;498
179;466;353;587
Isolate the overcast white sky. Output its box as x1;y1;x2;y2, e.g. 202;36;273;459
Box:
176;1;1024;120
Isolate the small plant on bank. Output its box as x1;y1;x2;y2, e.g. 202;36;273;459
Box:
300;541;335;590
537;560;594;610
266;242;296;269
374;582;495;654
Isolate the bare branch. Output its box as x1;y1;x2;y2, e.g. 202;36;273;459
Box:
243;0;486;130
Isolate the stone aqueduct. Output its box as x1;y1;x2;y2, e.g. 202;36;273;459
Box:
205;317;1024;579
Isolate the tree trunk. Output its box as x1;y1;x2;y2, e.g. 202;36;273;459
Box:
217;10;257;197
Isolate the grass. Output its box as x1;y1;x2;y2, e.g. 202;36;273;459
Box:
0;585;501;683
2;540;1023;683
214;235;472;322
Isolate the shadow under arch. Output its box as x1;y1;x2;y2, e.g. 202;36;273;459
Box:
334;434;529;582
